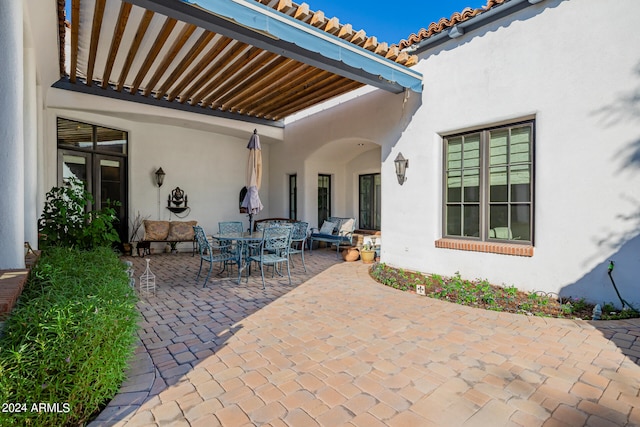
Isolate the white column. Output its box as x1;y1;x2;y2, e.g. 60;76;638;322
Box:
24;44;39;249
0;1;25;269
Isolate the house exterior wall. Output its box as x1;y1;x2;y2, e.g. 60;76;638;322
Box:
386;0;640;305
40;95;276;249
12;0;639;306
277;87;417;228
285;0;640;306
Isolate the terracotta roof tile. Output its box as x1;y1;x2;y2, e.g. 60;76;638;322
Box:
394;0;508;50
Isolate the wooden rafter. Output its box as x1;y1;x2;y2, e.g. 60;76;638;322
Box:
212;56;295;109
143;23;197;96
229;62;313;113
116;9;154;92
102;2;132;89
190;46;263;106
242;67;328;115
166;35;232;102
154;30;215;99
201;51;278;107
85;0;106;86
129;17;178;94
273;79;362;119
181;41;248;105
251;70;337;116
69;0;80;83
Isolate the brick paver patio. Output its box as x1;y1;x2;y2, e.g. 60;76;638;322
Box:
90;249;640;426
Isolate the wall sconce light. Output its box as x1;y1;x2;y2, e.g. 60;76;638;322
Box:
394;153;409;185
155;167;166;187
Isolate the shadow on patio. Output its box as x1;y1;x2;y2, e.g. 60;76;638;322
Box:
90;247;342;425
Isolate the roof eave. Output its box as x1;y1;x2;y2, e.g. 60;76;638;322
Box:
406;0;546;55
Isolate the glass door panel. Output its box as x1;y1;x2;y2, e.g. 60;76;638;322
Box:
96;155;126;242
318;174;331;225
359;174;381;230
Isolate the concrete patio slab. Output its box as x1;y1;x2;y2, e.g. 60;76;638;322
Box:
89;250;640;426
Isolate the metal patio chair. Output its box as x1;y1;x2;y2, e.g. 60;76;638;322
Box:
193;225;239;287
289;221;308;272
247;226;292;289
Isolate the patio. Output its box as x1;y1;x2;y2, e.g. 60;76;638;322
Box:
90;250;640;426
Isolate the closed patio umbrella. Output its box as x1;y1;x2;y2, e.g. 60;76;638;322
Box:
241;129;263;232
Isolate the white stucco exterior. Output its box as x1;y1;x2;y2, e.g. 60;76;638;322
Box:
5;0;639;306
279;0;640;306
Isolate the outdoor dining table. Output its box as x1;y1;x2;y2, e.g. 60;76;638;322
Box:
212;231;264;284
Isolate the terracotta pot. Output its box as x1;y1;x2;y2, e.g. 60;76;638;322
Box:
360;250;375;264
342;247;360;262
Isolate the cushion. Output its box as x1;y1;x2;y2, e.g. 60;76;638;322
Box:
167;221;197;241
338;218;355;236
319;221;336;235
143;220;170;240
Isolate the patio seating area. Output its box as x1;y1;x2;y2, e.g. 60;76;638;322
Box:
89;251;640;427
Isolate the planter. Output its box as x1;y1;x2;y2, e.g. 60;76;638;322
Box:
122;243;132;256
342;247;360;262
360;249;375;264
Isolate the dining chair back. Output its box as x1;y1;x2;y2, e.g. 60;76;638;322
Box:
219;221;243;234
248;225;292;289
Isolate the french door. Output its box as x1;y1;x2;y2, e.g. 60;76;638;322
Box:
58;151;127;242
57;117;129;243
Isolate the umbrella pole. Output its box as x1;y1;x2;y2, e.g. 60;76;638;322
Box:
248;213;253;232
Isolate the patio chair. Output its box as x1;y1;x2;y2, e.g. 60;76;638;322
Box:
193;226;239;287
218;221;244;272
219;221;243;234
289;221;308;272
247;226;292;289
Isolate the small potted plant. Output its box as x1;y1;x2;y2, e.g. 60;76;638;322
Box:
360;241;376;264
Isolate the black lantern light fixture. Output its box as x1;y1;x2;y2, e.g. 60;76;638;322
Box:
394;152;409;185
155;167;166;187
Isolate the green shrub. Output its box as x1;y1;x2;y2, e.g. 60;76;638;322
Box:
0;247;139;426
38;178;120;250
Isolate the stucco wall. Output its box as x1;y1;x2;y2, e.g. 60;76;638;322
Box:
42;95;275;251
286;0;640;306
387;0;640;305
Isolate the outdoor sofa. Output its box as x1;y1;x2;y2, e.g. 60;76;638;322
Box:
309;217;356;257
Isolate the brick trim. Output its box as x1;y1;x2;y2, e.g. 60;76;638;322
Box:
435;238;534;257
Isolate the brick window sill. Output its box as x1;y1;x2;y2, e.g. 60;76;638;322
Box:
435;238;534;257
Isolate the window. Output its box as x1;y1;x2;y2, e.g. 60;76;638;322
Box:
57;117;128;242
444;120;534;244
359;173;381;230
318;174;331;225
289;174;297;220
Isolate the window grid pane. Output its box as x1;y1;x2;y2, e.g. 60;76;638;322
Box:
444;121;533;244
445;133;482;238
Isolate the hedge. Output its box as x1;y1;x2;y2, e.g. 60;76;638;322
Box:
0;247;139;426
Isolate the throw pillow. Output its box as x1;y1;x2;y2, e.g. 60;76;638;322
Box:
319;221;336;235
338;218;354;236
167;221;198;241
143;220;170;240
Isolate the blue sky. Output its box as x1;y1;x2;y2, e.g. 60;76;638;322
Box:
65;1;485;45
302;0;486;44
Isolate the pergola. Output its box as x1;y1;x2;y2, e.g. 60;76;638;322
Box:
55;0;423;126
